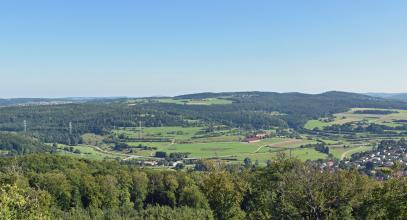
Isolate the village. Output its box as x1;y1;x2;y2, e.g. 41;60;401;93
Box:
336;139;407;179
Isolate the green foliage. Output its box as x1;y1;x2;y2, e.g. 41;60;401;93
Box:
33;171;72;210
0;154;407;219
0;103;184;144
130;171;149;209
53;206;214;220
155;151;167;158
353;109;398;115
179;185;209;209
0;184;51;220
0;132;49;156
0;154;215;218
136;205;214;220
203;171;246;220
360;178;407;219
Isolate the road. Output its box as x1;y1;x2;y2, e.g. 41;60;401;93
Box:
87;145;145;160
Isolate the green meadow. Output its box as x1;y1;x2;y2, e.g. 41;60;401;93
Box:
234;147;328;165
156;98;233;105
124;135;316;162
110;123;386;163
331;146;373;160
56;144;122;160
114;126;205;141
305;108;407;130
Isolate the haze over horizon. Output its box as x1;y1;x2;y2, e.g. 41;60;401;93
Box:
1;90;406;100
1;0;406;98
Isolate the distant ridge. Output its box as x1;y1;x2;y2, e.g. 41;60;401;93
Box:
365;93;407;102
176;91;384;101
0;97;126;107
2;91;407;107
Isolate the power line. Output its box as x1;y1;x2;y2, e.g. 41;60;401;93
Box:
139;121;143;139
23;120;27;133
69;121;72;135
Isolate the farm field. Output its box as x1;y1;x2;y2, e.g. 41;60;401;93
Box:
114;126;205;141
156;98;233;105
190;135;241;143
123;135;316;161
289;148;328;160
102;122;401;163
113;125;328;162
338;146;373;159
234;147;328;165
57;123;385;163
164;142;256;158
304;120;334;130
56;144;123;160
329;146;372;159
305;108;407;130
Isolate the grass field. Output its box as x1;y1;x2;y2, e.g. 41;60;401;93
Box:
81;133;105;146
235;148;328;165
190;135;242;143
127;141;172;149
305;108;407;130
125;137;315;162
115;125;318;162
114;125;374;163
303;107;407;160
338;146;373;159
304;120;334;130
114;126;205;141
330;146;353;159
165;142;256;157
156;98;233;105
56;144;122;160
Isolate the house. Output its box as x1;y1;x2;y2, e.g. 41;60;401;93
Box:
372;157;381;162
170;161;183;167
255;131;273;139
183;158;199;164
255;133;268;139
326;161;335;167
385;161;394;167
142;161;158;166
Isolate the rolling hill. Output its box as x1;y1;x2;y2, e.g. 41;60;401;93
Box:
1;91;407;144
365;93;407;102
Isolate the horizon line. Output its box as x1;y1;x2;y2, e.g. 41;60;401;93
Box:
1;90;407;99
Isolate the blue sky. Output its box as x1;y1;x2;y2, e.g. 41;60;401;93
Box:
0;0;406;98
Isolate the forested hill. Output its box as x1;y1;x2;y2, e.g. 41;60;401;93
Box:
1;91;407;144
176;91;407;114
171;91;407;127
0;98;74;106
365;93;407;102
0;97;124;107
0;132;50;155
177;91;388;104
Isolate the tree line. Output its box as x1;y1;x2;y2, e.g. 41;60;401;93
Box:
1;154;407;219
0;132;50;156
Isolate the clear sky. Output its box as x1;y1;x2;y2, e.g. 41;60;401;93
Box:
0;0;406;98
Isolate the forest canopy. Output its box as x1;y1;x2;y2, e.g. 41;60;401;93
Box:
0;154;406;219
